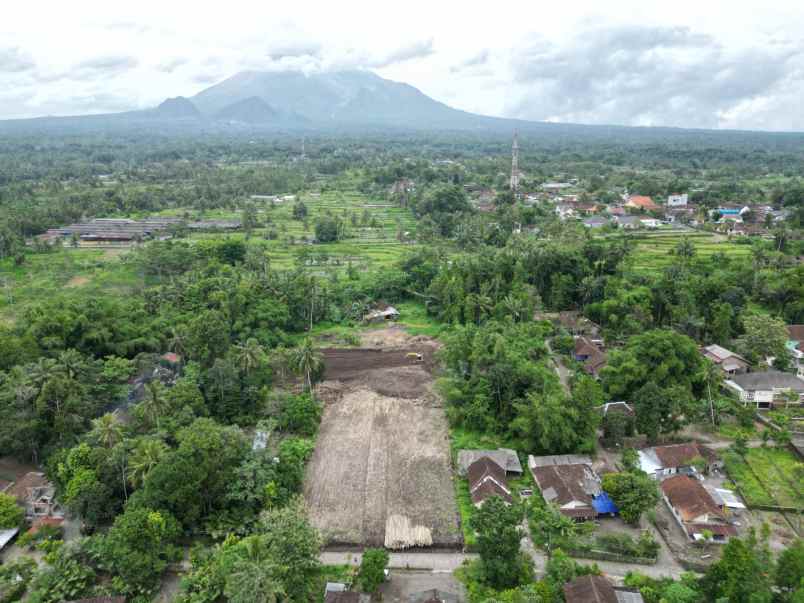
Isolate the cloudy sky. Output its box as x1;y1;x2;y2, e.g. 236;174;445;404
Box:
3;0;804;130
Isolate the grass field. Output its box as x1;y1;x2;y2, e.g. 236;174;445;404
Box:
724;447;803;509
623;230;754;273
0;248;142;323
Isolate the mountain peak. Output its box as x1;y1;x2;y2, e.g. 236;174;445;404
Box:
189;68;481;129
152;96;201;119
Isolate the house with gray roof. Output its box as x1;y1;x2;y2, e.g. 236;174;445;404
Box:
701;344;750;375
457;449;522;476
725;371;804;409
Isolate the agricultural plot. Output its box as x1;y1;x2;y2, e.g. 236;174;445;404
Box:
304;328;462;549
724;448;803;509
188;190;419;271
625;231;753;273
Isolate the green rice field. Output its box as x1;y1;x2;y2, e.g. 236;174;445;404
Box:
724;447;803;509
182;190;419;271
624;230;754;273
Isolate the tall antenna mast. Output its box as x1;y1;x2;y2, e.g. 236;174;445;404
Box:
510;132;520;194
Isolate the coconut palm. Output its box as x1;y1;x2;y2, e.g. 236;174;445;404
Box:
167;325;188;358
127;437;169;488
234;338;266;376
90;412;124;448
57;349;85;380
140;380;168;428
224;537;285;603
701;360;722;426
290;338;323;394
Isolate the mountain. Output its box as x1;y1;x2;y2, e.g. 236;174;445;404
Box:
150;96;202;120
191;70;495;130
5;69;804;143
214;96;278;124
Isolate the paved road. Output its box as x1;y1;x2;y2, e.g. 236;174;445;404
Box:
321;540;687;583
320;551;473;572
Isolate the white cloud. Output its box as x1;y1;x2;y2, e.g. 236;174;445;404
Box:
1;0;804;129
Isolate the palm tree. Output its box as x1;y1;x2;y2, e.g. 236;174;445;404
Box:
167;326;188;359
290;338;323;394
701;360;721;426
224;537;285;603
57;349;84;380
27;358;57;396
90;412;124;448
234;338;266;376
127;437;169;488
140;380;168;429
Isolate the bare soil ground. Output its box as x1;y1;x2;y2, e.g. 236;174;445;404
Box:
305;329;460;549
65;275;90;288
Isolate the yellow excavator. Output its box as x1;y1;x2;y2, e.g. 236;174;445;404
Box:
406;352;424;363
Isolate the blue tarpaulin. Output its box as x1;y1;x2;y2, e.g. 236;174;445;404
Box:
592;492;619;515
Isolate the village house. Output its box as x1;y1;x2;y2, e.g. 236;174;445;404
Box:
574;336;608;378
614;215;641;229
725;371;804;408
457;449;522;477
542;182;574;193
700;344;750;375
639;217;661;229
390;178;415;195
638;443;721;479
664;206;698;225
563;574;645;603
660;475;736;543
325;583;371;603
556;203;577;220
558;312;602;340
712;205;750;222
705;486;747;515
0;527;19;554
363;306;400;324
583;216;609;229
467;457;513;507
787;325;804;378
624;195;659;212
667;193;688;207
409;590;460;603
7;472;64;521
599;401;635;418
528;455;617;520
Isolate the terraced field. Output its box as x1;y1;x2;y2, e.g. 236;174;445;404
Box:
182;190;418;271
625;230;754;273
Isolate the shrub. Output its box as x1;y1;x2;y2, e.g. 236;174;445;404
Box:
0;493;24;529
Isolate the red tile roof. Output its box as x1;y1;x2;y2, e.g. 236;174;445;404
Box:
626;195;659;211
531;463;598;519
661;475;725;522
467;457;512;505
652;443;717;469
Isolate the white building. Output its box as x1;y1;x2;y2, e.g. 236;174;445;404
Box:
667;193;688;207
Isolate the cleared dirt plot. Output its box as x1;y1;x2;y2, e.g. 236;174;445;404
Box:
305;328;461;549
